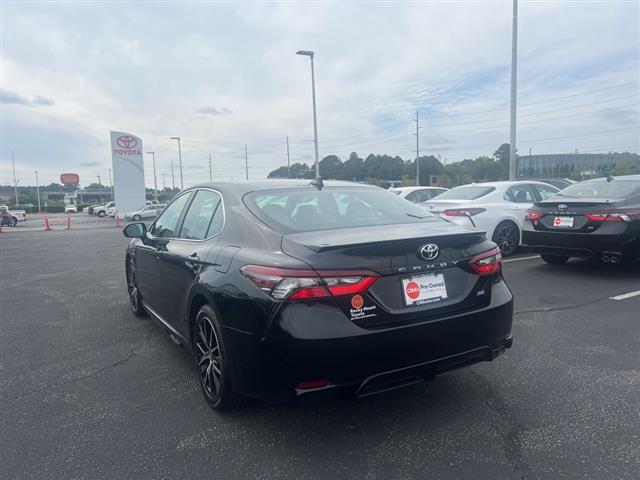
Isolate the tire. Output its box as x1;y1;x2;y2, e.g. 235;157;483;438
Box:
10;217;17;227
126;258;146;318
541;254;569;265
133;214;141;221
98;211;106;218
193;304;246;411
492;221;520;257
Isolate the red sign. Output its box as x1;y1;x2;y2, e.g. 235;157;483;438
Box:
405;281;421;300
60;173;80;185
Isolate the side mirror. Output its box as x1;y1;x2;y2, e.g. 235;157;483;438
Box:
123;222;146;238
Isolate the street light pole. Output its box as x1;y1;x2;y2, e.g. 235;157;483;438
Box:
147;151;158;201
245;144;249;180
296;50;320;177
414;111;421;186
35;170;41;213
286;136;291;179
509;0;518;181
170;137;183;189
208;153;213;182
11;150;19;204
170;160;176;190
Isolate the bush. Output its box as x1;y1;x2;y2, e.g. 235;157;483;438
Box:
44;205;66;213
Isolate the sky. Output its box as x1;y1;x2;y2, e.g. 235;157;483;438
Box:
1;0;639;188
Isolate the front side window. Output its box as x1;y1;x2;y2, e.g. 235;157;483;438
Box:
179;190;223;240
149;192;192;238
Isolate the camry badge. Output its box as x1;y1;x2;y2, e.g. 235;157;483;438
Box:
558;204;568;210
419;243;439;261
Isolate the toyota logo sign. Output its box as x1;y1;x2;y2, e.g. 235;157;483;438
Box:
117;135;138;149
557;204;568;210
419;243;439;261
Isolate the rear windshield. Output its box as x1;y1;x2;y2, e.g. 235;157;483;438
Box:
558;179;640;199
433;185;495;200
244;187;443;233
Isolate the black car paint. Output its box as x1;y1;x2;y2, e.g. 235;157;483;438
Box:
522;191;640;259
126;181;514;405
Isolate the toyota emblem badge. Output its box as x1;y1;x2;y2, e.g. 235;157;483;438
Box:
419;243;439;261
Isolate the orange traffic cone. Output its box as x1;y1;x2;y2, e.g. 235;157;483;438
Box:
66;213;72;230
43;216;52;231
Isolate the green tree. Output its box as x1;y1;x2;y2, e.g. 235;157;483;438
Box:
319;155;343;179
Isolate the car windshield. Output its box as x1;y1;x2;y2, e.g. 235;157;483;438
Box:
245;187;443;233
433;185;495;200
557;179;640;198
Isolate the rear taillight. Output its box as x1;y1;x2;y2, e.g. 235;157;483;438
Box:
468;246;502;276
586;210;640;223
442;208;486;217
240;265;379;301
525;209;545;221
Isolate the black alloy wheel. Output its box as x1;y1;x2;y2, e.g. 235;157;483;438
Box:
193;305;245;411
133;214;141;221
541;254;569;265
493;221;519;257
127;259;145;317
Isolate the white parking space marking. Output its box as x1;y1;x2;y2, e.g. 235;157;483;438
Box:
503;255;540;263
609;290;640;301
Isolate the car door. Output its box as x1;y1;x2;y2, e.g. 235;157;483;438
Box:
504;183;537;226
154;189;224;336
134;191;193;314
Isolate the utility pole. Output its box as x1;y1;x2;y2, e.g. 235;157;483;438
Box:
161;172;166;190
245;144;249;180
170;160;176;190
146;151;158;201
208;153;213;182
35;170;41;212
509;0;518;180
97;174;101;187
170;137;183;189
416;111;420;186
108;168;113;200
286;136;291;179
11;150;19;204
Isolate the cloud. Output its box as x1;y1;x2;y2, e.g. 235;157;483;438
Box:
195;106;233;116
1;88;54;107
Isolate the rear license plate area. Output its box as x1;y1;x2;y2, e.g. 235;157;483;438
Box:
401;273;448;307
553;216;574;228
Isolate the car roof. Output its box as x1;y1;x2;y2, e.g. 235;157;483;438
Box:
582;174;640;182
452;180;559;189
390;186;446;193
190;179;379;195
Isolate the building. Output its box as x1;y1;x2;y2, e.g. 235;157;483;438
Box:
518;152;639;179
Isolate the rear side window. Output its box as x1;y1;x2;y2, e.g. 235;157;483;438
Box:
405;189;434;203
435;186;495;200
505;184;535;203
179;190;223;240
533;184;559;200
245;187;443;233
150;192;192;238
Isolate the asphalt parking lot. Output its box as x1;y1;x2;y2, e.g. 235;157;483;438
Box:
1;227;639;480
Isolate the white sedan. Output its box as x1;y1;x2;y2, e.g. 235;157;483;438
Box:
124;204;166;221
423;180;559;256
388;186;448;203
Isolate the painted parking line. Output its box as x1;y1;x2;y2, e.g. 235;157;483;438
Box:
503;255;540;263
609;290;640;301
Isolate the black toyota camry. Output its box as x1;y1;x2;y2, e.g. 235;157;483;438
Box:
123;180;513;410
522;175;640;264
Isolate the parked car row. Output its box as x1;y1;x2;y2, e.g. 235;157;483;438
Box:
417;175;639;263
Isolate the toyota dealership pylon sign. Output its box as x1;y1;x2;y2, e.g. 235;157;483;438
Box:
110;131;145;219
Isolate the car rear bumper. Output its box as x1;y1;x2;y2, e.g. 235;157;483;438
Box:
222;279;513;404
522;228;639;257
